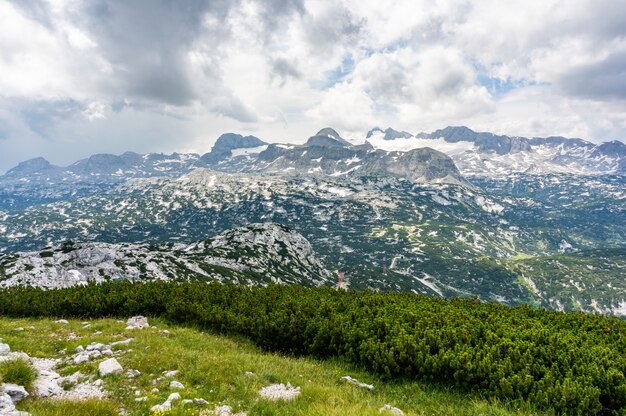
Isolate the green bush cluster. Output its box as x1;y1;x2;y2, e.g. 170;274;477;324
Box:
1;282;626;414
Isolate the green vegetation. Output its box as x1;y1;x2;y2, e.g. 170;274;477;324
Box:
1;282;626;414
0;317;537;416
0;357;37;391
24;399;119;416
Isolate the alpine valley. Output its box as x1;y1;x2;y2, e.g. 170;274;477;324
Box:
1;127;625;315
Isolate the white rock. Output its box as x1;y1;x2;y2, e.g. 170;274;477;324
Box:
14;328;24;332
98;358;123;377
151;388;159;393
126;369;141;378
125;316;149;330
194;398;209;405
75;345;84;353
167;392;181;402
163;370;179;378
169;380;185;390
55;319;69;324
2;384;28;403
211;405;247;416
150;402;171;412
0;392;16;411
258;383;301;401
134;396;147;402
73;353;90;365
86;343;105;351
110;338;133;347
341;376;374;390
182;399;193;405
379;404;404;415
0;343;10;356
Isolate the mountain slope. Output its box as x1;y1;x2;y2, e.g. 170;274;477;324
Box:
0;223;332;289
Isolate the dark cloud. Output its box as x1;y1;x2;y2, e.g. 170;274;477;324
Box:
271;58;302;84
19;99;84;139
77;0;232;106
210;96;259;123
302;4;363;56
557;50;626;100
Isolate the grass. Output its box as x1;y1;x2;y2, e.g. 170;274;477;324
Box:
0;317;543;416
0;357;37;391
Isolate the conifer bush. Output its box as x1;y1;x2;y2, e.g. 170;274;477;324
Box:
1;281;626;414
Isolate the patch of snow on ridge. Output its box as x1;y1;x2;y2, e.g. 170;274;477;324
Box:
231;145;268;157
367;135;475;155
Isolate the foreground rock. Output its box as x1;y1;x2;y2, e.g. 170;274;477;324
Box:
341;375;374;390
206;405;247;416
0;343;10;356
0;392;31;415
126;316;149;330
32;358;103;400
1;384;28;403
150;392;181;412
98;358;123;377
258;383;301;401
379;404;404;414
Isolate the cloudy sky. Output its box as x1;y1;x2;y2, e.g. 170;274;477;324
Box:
1;0;626;172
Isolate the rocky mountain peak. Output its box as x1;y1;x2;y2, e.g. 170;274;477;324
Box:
5;157;53;176
366;127;413;140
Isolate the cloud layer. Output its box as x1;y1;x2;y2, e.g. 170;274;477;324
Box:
1;0;625;171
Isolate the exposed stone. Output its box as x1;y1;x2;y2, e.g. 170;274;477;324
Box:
258;383;300;401
150;392;180;412
126;369;141;378
379;404;404;415
73;353;90;365
2;384;28;403
0;343;10;356
194;398;209;406
54;319;68;324
341;375;374;390
163;370;179;378
98;358;123;377
125;316;149;330
110;338;133;347
169;380;185;390
167;392;181;402
207;405;247;416
0;392;16;412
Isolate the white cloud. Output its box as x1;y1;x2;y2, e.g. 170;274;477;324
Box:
0;0;626;172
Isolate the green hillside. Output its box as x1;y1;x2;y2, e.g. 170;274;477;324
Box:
0;317;537;416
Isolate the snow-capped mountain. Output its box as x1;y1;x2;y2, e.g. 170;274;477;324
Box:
0;223;332;289
365;125;626;176
0;127;467;200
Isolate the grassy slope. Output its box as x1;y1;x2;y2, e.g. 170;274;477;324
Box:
0;317;540;416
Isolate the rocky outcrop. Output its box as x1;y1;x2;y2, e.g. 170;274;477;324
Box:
0;223;333;289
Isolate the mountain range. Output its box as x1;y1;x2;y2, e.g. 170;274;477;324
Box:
0;126;624;315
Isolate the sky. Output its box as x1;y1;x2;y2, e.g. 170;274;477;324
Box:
1;0;626;172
